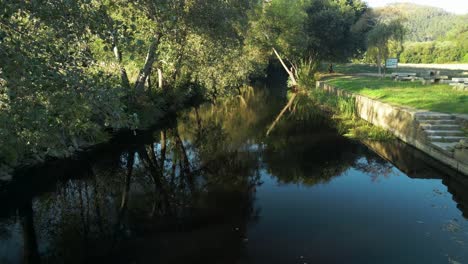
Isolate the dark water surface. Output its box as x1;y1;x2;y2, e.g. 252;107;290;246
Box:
1;87;468;264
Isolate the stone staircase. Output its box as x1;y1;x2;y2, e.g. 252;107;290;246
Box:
415;113;467;155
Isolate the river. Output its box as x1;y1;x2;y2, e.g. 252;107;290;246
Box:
0;81;468;264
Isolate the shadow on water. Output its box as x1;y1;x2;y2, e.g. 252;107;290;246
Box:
1;78;468;263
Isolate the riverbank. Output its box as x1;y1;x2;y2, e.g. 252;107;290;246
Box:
0;96;185;182
315;80;468;176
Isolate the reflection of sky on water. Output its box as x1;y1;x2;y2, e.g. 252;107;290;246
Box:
247;159;468;263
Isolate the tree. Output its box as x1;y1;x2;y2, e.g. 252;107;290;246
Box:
304;0;371;62
367;19;405;76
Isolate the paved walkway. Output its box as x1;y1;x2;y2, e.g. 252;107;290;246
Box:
399;63;468;71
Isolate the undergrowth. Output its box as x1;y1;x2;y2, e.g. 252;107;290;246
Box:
307;87;394;141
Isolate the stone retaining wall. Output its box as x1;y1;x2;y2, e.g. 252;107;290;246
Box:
316;81;468;176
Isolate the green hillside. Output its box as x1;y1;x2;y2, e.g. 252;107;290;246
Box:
374;3;468;63
375;3;467;42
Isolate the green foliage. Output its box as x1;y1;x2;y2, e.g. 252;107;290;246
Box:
0;0;261;172
366;19;405;71
305;88;393;141
249;0;371;68
399;41;463;63
296;59;320;89
304;0;371;61
0;1;134;168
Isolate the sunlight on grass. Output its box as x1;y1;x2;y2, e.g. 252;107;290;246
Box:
326;76;468;114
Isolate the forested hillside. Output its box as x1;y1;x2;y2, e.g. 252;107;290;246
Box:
375;3;467;42
374;3;468;63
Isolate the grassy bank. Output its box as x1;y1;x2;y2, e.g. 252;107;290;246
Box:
301;89;394;142
325;76;468;114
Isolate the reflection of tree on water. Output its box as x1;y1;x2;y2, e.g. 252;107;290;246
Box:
1;119;262;263
109;113;262;263
262;111;395;186
20;199;40;264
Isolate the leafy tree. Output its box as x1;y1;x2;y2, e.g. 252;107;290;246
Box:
304;0;371;62
366;19;405;75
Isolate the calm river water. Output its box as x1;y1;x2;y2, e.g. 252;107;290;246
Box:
1;84;468;264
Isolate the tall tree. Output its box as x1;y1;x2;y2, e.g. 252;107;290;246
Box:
367;19;405;75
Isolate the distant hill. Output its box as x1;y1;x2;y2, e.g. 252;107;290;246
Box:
375;3;468;42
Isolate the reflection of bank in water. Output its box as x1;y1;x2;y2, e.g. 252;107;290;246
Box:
363;139;468;219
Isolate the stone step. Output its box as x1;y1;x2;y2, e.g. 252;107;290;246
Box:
431;142;458;155
418;120;458;125
415;114;455;121
415;113;455;120
420;124;461;130
428;136;465;143
424;130;465;137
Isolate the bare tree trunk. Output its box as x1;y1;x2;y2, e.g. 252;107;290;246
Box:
157;68;163;90
273;48;297;86
377;49;382;76
147;68;152;91
111;33;131;89
134;32;162;92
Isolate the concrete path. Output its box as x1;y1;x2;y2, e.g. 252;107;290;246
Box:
399;63;468;71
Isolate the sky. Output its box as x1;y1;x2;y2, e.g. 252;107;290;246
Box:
365;0;468;14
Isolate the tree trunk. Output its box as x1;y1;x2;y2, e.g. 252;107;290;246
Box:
171;30;188;82
157;68;163;90
377;49;382;76
272;48;297;86
134;32;162;92
112;34;131;89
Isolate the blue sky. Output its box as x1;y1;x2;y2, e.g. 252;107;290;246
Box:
365;0;468;14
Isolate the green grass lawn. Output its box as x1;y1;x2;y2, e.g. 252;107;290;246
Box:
325;76;468;114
